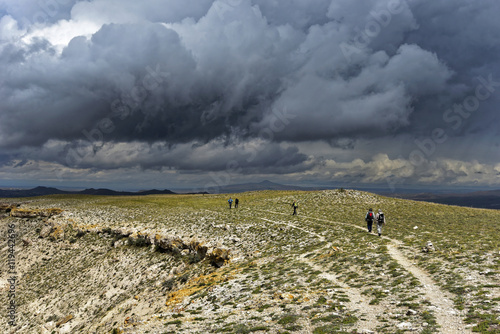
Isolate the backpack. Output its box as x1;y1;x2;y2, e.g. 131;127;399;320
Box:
367;212;374;221
377;213;384;223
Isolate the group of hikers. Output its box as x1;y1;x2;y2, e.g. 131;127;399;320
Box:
365;208;386;237
227;197;386;236
228;197;298;215
227;197;239;209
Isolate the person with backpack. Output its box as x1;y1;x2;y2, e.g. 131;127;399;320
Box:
228;197;233;209
375;209;386;237
365;208;375;233
291;201;298;215
235;198;239;208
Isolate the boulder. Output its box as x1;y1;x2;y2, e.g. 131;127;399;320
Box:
39;225;52;238
188;240;208;258
157;236;186;253
422;241;435;253
49;224;65;241
207;248;231;267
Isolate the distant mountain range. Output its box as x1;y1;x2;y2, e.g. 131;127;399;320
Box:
391;190;500;210
0;186;176;198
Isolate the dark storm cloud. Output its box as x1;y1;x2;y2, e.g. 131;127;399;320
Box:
0;0;441;147
404;0;500;136
0;0;499;182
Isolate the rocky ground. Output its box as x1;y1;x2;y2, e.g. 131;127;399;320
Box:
1;190;499;333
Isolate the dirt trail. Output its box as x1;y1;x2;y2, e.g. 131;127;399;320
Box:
258;215;387;332
301;255;385;332
386;243;471;334
254;209;471;333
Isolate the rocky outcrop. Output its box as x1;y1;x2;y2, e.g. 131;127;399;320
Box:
73;224;230;267
10;208;63;218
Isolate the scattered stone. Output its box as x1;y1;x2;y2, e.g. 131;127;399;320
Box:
124;316;139;326
406;309;418;316
422;241;435;252
276;293;294;300
56;315;73;327
397;321;412;330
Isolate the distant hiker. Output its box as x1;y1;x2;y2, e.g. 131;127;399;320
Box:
235;198;239;208
365;208;375;233
291;201;298;215
228;197;233;209
376;209;386;237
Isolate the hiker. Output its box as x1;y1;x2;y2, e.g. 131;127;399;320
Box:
228;197;233;209
365;208;375;233
235;198;239;208
375;209;386;237
291;201;298;215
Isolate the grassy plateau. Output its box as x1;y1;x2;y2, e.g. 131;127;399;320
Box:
0;189;499;333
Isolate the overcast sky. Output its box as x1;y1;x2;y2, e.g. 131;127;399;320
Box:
0;0;499;192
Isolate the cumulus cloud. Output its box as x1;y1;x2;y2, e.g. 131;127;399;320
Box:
9;137;311;177
0;0;499;189
315;154;500;187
